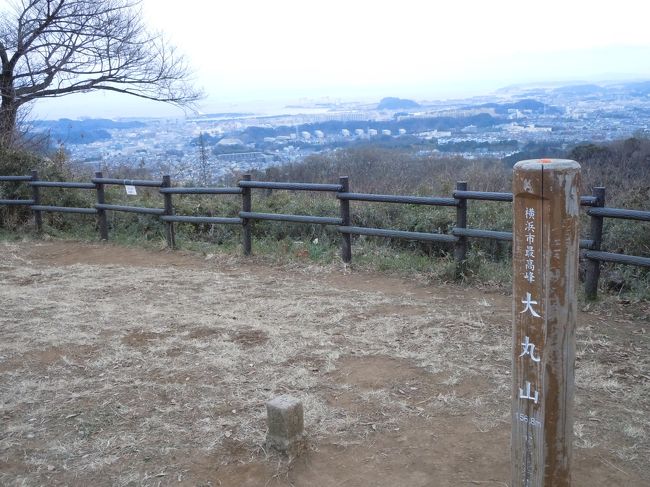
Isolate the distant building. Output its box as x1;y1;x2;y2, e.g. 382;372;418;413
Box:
504;123;552;133
341;129;351;137
417;130;451;140
216;151;273;166
217;138;244;146
354;129;364;136
314;130;325;138
381;129;391;136
368;129;378;136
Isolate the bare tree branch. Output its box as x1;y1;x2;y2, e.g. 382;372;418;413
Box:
1;0;203;147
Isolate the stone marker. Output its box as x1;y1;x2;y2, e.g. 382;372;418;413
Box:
266;395;304;455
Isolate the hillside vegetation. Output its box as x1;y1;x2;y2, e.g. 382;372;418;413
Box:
1;137;648;299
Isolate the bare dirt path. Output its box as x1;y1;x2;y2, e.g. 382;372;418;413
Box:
1;240;647;486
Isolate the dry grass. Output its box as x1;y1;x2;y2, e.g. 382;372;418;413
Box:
0;240;648;486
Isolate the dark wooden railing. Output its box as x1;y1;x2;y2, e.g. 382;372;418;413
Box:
1;171;649;299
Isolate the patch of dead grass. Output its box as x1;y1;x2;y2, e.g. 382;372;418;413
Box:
0;240;648;485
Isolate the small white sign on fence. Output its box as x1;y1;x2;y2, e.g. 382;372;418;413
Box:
124;185;137;195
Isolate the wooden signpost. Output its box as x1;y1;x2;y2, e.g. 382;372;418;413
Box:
512;159;581;486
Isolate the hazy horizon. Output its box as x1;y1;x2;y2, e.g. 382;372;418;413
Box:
25;0;650;120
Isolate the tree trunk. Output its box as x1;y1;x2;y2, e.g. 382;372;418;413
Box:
0;100;19;150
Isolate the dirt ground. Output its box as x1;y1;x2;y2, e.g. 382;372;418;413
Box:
0;239;648;487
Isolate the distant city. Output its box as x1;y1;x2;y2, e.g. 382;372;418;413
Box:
33;79;650;183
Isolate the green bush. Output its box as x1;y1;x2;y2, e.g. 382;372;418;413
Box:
0;147;91;228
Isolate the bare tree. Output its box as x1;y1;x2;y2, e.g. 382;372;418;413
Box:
0;0;202;148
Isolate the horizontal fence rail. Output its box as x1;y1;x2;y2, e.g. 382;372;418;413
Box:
91;177;163;187
0;175;33;182
30;181;96;189
0;199;34;206
451;190;602;207
1;171;648;298
587;207;650;222
452;228;513;241
239;181;343;192
583;250;650;267
338;192;457;206
452;190;513;202
580;196;599;206
31;205;97;214
159;187;242;195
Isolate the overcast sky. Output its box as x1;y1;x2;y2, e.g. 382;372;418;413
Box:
33;0;650;119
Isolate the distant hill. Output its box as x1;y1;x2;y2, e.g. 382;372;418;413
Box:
620;81;650;96
377;97;420;110
546;80;650;98
552;84;604;96
476;99;562;115
32;118;146;145
34;118;145;131
198;112;254;119
241;113;499;142
497;79;650;99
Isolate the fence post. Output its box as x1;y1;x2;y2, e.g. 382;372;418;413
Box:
161;175;175;249
241;174;252;255
30;169;42;233
584;187;606;300
94;171;109;240
339;176;352;264
453;181;468;274
511;159;580;487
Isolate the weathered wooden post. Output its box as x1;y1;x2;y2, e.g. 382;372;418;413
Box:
161;175;176;249
30;170;42;233
584;187;605;300
241;174;252;255
454;181;468;275
94;171;109;240
511;159;580;487
339;176;352;264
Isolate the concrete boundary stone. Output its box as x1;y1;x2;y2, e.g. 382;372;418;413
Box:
266;395;304;455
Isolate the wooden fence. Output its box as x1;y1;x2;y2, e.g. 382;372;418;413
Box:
1;170;649;299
